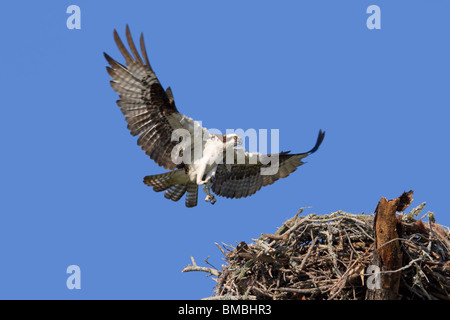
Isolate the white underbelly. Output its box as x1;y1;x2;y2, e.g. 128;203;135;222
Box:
189;140;223;184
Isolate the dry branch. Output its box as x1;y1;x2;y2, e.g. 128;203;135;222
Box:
366;191;412;300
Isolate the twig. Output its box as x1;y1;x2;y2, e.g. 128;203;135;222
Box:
298;235;318;271
182;256;220;277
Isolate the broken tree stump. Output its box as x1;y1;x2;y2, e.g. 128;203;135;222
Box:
366;190;413;300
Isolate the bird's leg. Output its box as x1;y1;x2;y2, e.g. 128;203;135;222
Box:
203;180;216;205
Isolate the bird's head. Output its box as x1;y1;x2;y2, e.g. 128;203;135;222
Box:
223;134;242;147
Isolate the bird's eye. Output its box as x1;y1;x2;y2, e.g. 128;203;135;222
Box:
234;136;237;140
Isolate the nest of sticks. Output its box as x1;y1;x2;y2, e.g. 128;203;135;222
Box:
183;198;450;300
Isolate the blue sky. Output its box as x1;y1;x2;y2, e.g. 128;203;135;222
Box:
0;1;449;299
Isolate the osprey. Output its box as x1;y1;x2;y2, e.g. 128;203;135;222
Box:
105;26;325;208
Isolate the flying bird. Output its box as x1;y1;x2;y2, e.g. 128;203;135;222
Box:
104;26;325;208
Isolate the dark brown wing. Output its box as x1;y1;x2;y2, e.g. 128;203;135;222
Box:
105;25;189;170
211;130;325;199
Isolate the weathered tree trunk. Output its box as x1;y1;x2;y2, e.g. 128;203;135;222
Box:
366;191;413;300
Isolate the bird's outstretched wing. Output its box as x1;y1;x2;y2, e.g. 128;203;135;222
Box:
211;130;325;199
105;25;209;170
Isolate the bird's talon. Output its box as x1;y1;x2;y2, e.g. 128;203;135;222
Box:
204;194;216;204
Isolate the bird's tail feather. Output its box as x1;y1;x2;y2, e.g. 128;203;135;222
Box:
143;170;197;207
143;169;188;191
143;172;176;192
164;184;188;202
185;183;198;208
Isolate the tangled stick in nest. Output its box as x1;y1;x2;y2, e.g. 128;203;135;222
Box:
182;193;450;300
